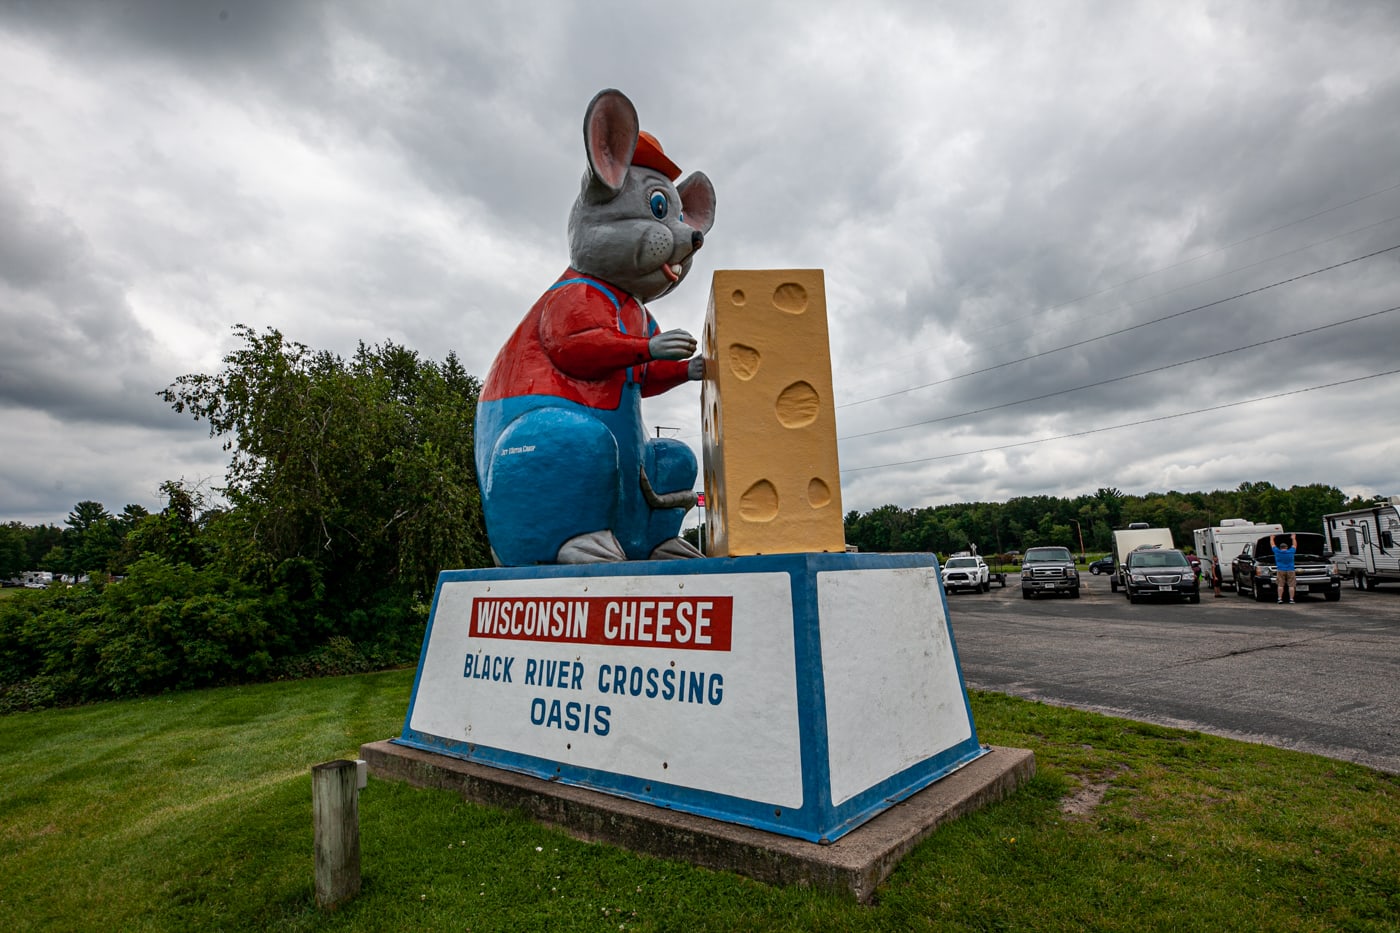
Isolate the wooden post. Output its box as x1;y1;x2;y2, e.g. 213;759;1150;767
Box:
313;759;361;909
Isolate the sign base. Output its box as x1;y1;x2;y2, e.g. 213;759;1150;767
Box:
396;551;984;843
362;739;1033;901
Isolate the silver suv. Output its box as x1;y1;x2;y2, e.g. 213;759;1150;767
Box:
1020;546;1080;599
942;555;991;593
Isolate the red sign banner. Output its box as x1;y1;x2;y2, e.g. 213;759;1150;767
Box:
470;596;733;651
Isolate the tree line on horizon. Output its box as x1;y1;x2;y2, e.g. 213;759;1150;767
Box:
841;481;1370;560
9;480;1364;580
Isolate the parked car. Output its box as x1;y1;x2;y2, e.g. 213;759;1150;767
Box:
1122;547;1200;603
1020;546;1080;599
1088;555;1114;575
1233;532;1342;602
942;555;991;593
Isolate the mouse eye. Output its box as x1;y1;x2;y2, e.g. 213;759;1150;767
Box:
649;191;669;220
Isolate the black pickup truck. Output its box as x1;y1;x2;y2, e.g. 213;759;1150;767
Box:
1019;546;1080;599
1232;532;1342;602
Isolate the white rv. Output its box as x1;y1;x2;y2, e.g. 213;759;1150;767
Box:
1192;519;1284;590
1323;498;1400;590
1109;523;1174;593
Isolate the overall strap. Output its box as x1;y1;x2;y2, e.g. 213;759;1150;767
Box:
549;273;643;385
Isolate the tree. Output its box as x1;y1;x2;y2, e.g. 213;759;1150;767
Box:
844;504;912;552
0;523;28;580
66;501;111;534
38;543;67;575
116;504;150;533
22;525;62;569
1282;484;1347;534
161;325;490;621
123;481;208;569
1235;481;1277;523
58;501;122;579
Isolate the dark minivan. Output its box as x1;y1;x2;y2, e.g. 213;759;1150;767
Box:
1122;547;1199;603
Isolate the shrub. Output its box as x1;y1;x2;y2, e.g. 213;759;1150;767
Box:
0;558;426;712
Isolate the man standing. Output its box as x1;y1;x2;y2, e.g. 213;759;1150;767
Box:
1271;534;1298;604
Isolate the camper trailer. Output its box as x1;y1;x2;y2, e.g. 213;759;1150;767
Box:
1192;519;1284;590
1323;498;1400;590
1109;523;1174;593
20;571;53;589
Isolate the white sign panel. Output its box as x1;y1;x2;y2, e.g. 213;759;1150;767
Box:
409;571;804;807
818;566;973;806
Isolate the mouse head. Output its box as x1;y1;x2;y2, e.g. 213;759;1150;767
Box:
568;89;716;302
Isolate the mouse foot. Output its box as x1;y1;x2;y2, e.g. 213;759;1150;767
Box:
648;537;703;560
556;530;627;564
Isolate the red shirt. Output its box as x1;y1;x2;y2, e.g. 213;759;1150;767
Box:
481;270;691;409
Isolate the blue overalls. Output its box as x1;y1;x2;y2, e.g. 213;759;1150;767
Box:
474;277;696;565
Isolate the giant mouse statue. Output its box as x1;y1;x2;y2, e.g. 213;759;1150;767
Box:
474;89;716;566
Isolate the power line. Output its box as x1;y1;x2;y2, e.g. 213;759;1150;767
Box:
862;181;1400;375
842;211;1400;398
992;182;1400;324
839;305;1400;440
838;241;1400;409
840;368;1400;474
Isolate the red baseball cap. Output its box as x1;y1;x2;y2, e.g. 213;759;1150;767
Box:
632;131;681;181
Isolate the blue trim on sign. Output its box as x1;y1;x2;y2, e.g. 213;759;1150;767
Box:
786;556;834;832
821;741;988;840
395;551;985;843
398;574;449;740
469;551;937;578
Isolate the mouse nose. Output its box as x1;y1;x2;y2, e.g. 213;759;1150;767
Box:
691;229;704;251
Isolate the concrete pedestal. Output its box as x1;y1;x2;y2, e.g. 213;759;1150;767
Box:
362;739;1034;902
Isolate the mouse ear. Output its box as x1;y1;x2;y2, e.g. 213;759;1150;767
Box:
582;89;638;201
677;171;715;235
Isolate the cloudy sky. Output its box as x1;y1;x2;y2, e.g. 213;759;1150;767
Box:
2;0;1398;529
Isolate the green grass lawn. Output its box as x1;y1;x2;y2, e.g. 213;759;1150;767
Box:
1;670;1396;932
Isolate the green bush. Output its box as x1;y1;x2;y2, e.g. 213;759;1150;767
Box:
85;556;270;695
0;556;426;713
0;583;101;710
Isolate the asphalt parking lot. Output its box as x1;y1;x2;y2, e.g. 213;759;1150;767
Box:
946;572;1400;774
